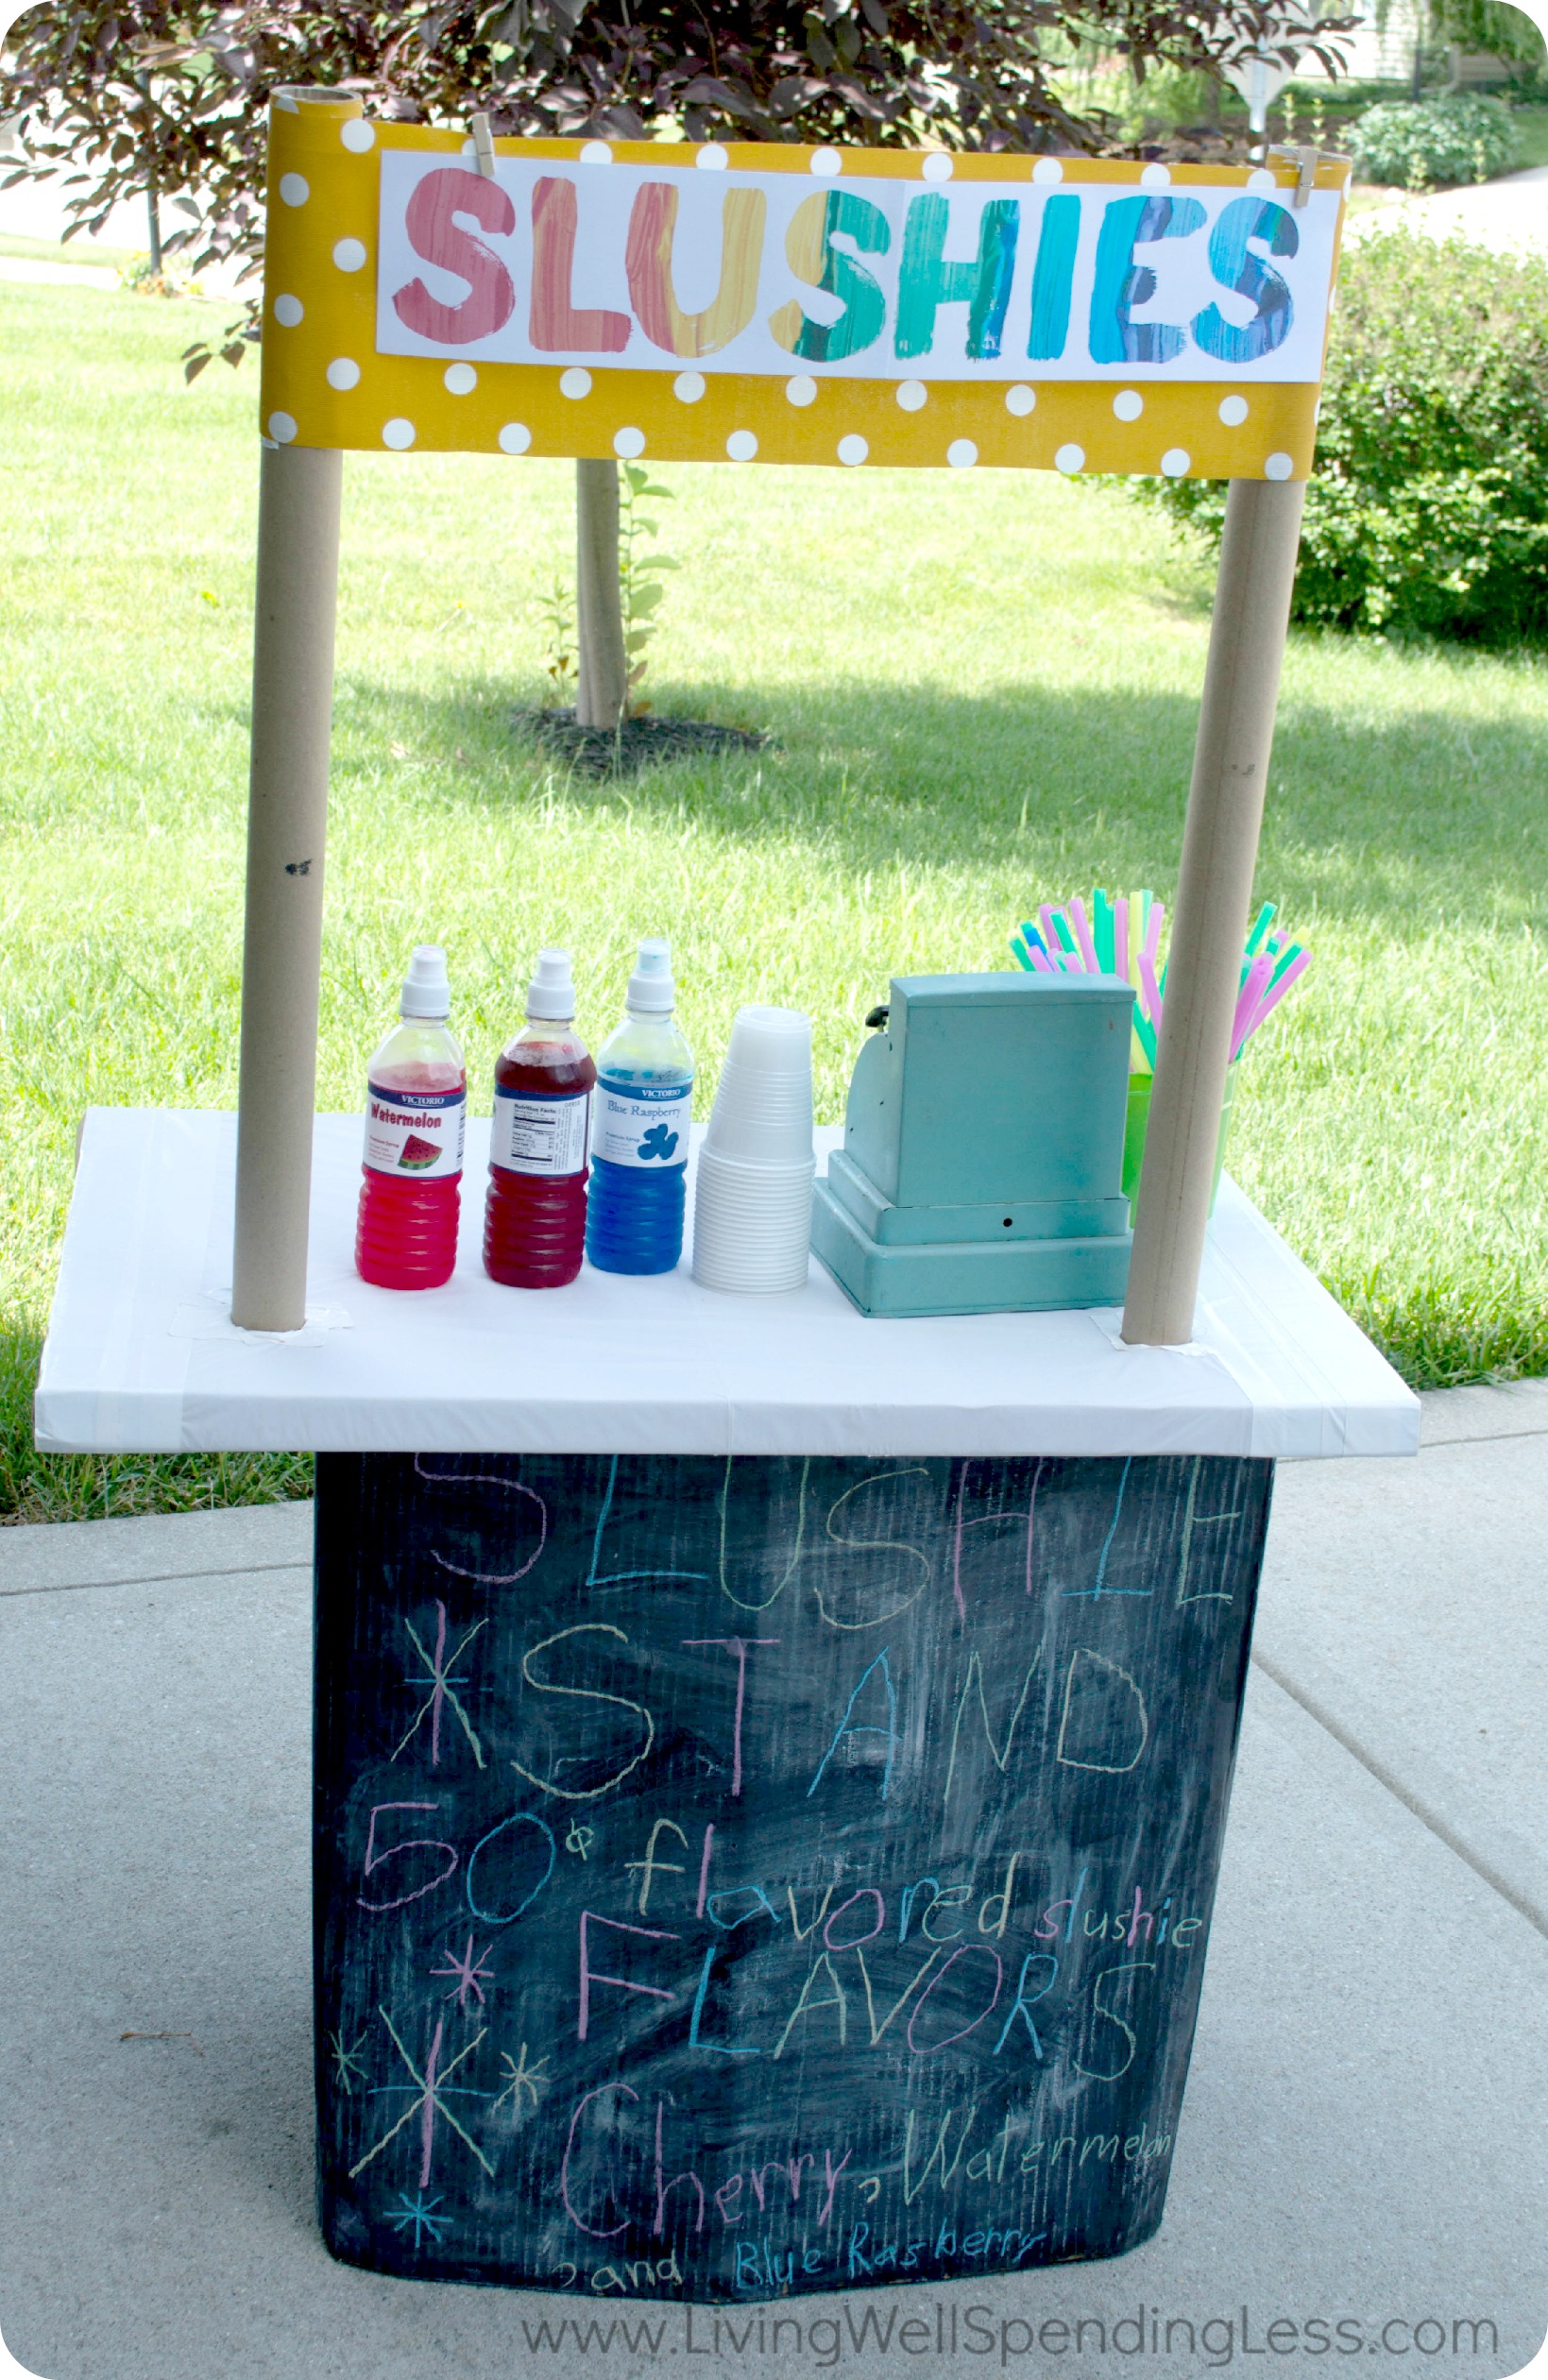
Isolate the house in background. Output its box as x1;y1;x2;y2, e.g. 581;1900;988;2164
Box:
1306;0;1540;86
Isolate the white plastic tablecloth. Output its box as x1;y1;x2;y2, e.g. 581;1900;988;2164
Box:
35;1109;1420;1460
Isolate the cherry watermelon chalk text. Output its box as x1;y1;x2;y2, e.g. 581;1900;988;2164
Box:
261;92;1347;480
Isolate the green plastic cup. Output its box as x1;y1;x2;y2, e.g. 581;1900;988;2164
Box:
1123;1064;1237;1229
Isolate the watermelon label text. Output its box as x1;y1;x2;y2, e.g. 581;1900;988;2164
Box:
364;1080;467;1181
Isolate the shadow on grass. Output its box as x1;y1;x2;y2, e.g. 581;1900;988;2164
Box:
330;671;1548;934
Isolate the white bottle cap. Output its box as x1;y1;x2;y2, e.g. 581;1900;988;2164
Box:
400;944;451;1020
627;937;675;1013
526;947;576;1022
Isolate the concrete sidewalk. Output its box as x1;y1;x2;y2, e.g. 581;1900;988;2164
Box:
1348;163;1548;256
0;1402;1543;2380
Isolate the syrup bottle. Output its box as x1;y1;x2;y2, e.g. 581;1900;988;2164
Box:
355;945;466;1290
585;939;694;1276
484;949;596;1289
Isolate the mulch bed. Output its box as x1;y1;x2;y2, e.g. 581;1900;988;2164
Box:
512;706;773;779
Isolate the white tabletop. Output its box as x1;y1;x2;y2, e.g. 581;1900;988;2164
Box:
35;1109;1419;1461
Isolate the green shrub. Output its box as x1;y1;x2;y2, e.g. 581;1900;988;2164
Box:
1143;230;1548;641
1352;93;1521;184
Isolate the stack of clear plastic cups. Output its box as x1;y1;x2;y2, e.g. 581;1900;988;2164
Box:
692;1007;815;1294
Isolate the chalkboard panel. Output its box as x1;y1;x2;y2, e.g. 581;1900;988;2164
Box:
314;1450;1272;2301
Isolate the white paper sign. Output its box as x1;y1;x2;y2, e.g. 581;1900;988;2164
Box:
375;155;1340;385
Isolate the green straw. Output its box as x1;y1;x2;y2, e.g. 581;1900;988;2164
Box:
1244;902;1276;960
1093;888;1115;974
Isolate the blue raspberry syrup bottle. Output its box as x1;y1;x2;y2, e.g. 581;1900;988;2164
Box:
585;939;694;1276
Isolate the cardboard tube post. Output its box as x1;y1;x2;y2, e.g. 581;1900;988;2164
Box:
231;441;344;1330
574;458;628;729
1121;475;1306;1348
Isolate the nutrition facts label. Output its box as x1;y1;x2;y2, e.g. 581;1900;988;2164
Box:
490;1084;591;1176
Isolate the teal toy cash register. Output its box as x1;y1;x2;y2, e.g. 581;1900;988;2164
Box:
810;972;1134;1318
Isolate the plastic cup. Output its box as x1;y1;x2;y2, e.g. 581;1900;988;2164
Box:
1123;1062;1237;1228
725;1006;813;1072
704;1007;813;1166
692;1144;814;1293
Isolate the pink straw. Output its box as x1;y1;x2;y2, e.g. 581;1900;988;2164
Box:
1038;904;1063;958
1239;948;1310;1045
1230;951;1276;1060
1114;895;1129;984
1139;948;1165;1032
1066;895;1099;976
1029;945;1056;975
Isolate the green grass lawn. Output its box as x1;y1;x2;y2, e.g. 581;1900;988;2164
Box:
0;232;132;267
4;280;1548;1522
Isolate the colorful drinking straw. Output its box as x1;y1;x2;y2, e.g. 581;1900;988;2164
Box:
1011;887;1311;1072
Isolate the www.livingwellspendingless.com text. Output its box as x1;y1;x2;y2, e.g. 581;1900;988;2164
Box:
516;2301;1507;2368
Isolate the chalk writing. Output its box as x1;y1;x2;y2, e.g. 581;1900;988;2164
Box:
465;1808;555;1926
808;1649;898;1800
349;2009;493;2185
492;2042;551;2120
590;1456;712;1592
413;1455;548;1583
432;1933;494;2011
682;1639;778;1795
1055;1647;1149;1774
386;2188;451;2246
1176;1458;1244;1605
941;1649;1040;1810
510;1624;655;1802
718;1457;809;1613
315;1449;1272;2301
329;2028;368;2094
393;1603;486;1768
358;1801;457;1912
817;1470;932;1630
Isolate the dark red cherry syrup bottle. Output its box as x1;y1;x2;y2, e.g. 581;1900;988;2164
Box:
484;949;596;1288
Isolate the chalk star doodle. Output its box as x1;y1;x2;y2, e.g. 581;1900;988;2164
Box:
328;2028;369;2094
491;2042;551;2121
349;2010;494;2187
432;1933;494;2011
385;2189;451;2248
637;1122;679;1162
393;1600;486;1769
565;1822;595;1860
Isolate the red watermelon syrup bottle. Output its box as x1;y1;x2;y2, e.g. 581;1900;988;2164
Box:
484;949;596;1288
355;946;468;1290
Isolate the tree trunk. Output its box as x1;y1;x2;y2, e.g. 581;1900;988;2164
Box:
574;458;628;729
136;75;163;278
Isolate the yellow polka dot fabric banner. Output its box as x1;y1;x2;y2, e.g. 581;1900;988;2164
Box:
260;91;1348;481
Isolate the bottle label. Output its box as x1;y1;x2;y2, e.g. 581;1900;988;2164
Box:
490;1085;591;1177
363;1082;467;1181
592;1076;693;1169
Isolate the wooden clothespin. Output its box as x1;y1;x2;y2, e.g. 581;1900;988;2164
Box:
469;110;496;179
1267;143;1322;208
